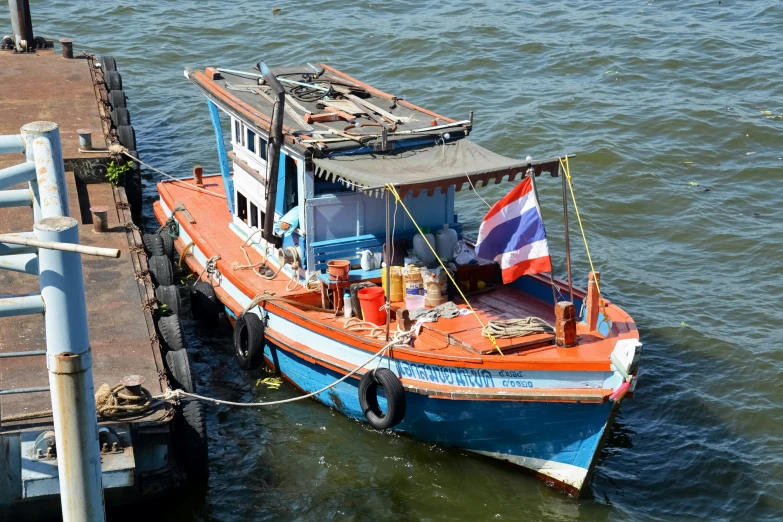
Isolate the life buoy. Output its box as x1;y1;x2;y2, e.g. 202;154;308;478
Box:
358;368;406;430
233;312;266;370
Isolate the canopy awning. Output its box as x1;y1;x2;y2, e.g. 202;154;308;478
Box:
312;139;562;197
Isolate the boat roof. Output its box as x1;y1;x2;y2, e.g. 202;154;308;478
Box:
185;63;561;195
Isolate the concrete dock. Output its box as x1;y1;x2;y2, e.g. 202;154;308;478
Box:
0;46;184;516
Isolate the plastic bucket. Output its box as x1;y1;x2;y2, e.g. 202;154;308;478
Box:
358;286;387;325
405;294;425;311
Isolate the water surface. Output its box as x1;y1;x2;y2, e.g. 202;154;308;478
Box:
15;1;783;520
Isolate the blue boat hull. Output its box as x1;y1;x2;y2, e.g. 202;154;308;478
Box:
264;340;616;494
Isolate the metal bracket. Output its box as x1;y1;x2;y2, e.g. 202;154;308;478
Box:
33;430;57;460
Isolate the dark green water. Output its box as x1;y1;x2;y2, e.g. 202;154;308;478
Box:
15;1;783;520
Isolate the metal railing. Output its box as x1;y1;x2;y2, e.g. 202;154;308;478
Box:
0;121;108;522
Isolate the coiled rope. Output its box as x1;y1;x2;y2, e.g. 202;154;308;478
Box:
483;317;554;339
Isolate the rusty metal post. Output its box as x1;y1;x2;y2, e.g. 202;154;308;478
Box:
7;0;34;52
35;216;106;522
586;271;600;332
193;165;203;187
60;38;73;58
90;205;108;233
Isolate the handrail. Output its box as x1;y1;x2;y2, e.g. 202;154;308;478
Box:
0;233;121;258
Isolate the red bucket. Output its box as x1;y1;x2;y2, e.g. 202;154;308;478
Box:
358;286;387;325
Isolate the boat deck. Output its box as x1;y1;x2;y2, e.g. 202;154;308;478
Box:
157;177;627;372
0;50;167;433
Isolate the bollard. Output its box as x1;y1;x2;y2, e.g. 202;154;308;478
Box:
35;216;106;522
90;205;109;233
60;38;73;59
554;301;577;347
586;272;601;332
77;129;92;150
193;165;203;187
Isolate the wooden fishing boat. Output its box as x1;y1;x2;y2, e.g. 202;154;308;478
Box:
153;62;642;496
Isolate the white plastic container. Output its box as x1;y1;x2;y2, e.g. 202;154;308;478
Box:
413;229;436;265
405;294;425;311
343;292;352;317
435;224;458;261
360;249;375;270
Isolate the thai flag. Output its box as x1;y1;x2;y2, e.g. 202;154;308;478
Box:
474;177;552;283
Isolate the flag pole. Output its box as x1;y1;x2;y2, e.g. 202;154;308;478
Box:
384;188;391;342
527;165;558;305
560;162;573;302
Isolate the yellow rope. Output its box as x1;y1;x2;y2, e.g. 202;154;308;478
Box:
385;184;503;356
559;156;606;310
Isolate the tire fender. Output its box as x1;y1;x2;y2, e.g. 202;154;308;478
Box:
358;368;406;430
190;281;220;328
233;312;266;370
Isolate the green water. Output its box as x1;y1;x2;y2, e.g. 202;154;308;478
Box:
15;1;783;520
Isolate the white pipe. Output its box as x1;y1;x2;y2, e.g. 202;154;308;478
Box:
0;233;121;258
0;187;33;208
0;134;25;154
36;216;105;522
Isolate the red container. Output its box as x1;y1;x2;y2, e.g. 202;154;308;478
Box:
357;286;387;325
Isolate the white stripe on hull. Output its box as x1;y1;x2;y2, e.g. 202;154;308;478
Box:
468;450;589;491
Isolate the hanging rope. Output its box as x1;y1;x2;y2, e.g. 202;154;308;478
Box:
197;255;221;282
559;156;610;321
385;184;503;356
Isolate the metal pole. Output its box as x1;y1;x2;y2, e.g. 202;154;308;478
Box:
258;61;286;243
528;166;557;305
7;0;34;52
561;164;573;302
385;189;391;341
35;216;105;522
22;121;69;219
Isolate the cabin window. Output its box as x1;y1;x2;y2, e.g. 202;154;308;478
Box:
234;119;240;144
236;191;248;223
258;137;268;160
283;155;299;212
250;202;259;228
247;129;256;153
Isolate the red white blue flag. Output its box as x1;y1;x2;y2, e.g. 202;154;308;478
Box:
474;177;552;283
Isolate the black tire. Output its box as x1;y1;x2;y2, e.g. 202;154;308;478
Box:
148;255;173;287
233;313;265;370
155;285;181;316
158;314;185;351
158;229;175;260
165;348;193;392
111;107;131;128
117;124;136;151
108;89;126;109
105;70;122;91
358;368;406;430
143;233;164;256
180;400;209;483
190;281;220;328
98;55;117;72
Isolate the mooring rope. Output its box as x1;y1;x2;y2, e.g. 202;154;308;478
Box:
155;326;416;408
483;317;554;339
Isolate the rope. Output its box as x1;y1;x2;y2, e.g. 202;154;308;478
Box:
156;205;184;238
156;326;416;408
179;241;195;268
95;383;153;419
119;148;226;200
559;157;611;324
197;255;221;282
385;184;504;356
483;317;554;339
242;292;334;315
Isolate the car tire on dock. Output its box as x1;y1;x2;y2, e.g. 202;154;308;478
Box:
105;70;122;91
358;368;406;430
108;89;126;109
190;282;221;328
148;255;174;287
158;315;186;352
111;107;131;128
117;124;136;151
143;233;165;256
233;313;265;370
155;285;181;316
98;55;116;72
180;400;209;483
165;348;194;392
158;229;175;260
